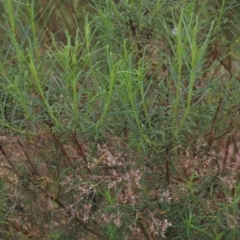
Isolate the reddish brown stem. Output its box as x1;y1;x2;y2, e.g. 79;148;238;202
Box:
72;132;92;175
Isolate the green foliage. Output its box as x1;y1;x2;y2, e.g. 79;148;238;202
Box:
1;0;240;239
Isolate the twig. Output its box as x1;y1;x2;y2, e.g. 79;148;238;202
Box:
208;98;222;147
72;132;92;175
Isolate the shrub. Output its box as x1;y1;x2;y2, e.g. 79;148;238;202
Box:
1;0;240;239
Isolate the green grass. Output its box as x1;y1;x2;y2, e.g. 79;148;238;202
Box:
1;0;240;239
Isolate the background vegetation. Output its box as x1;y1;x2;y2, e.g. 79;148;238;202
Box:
1;0;240;239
